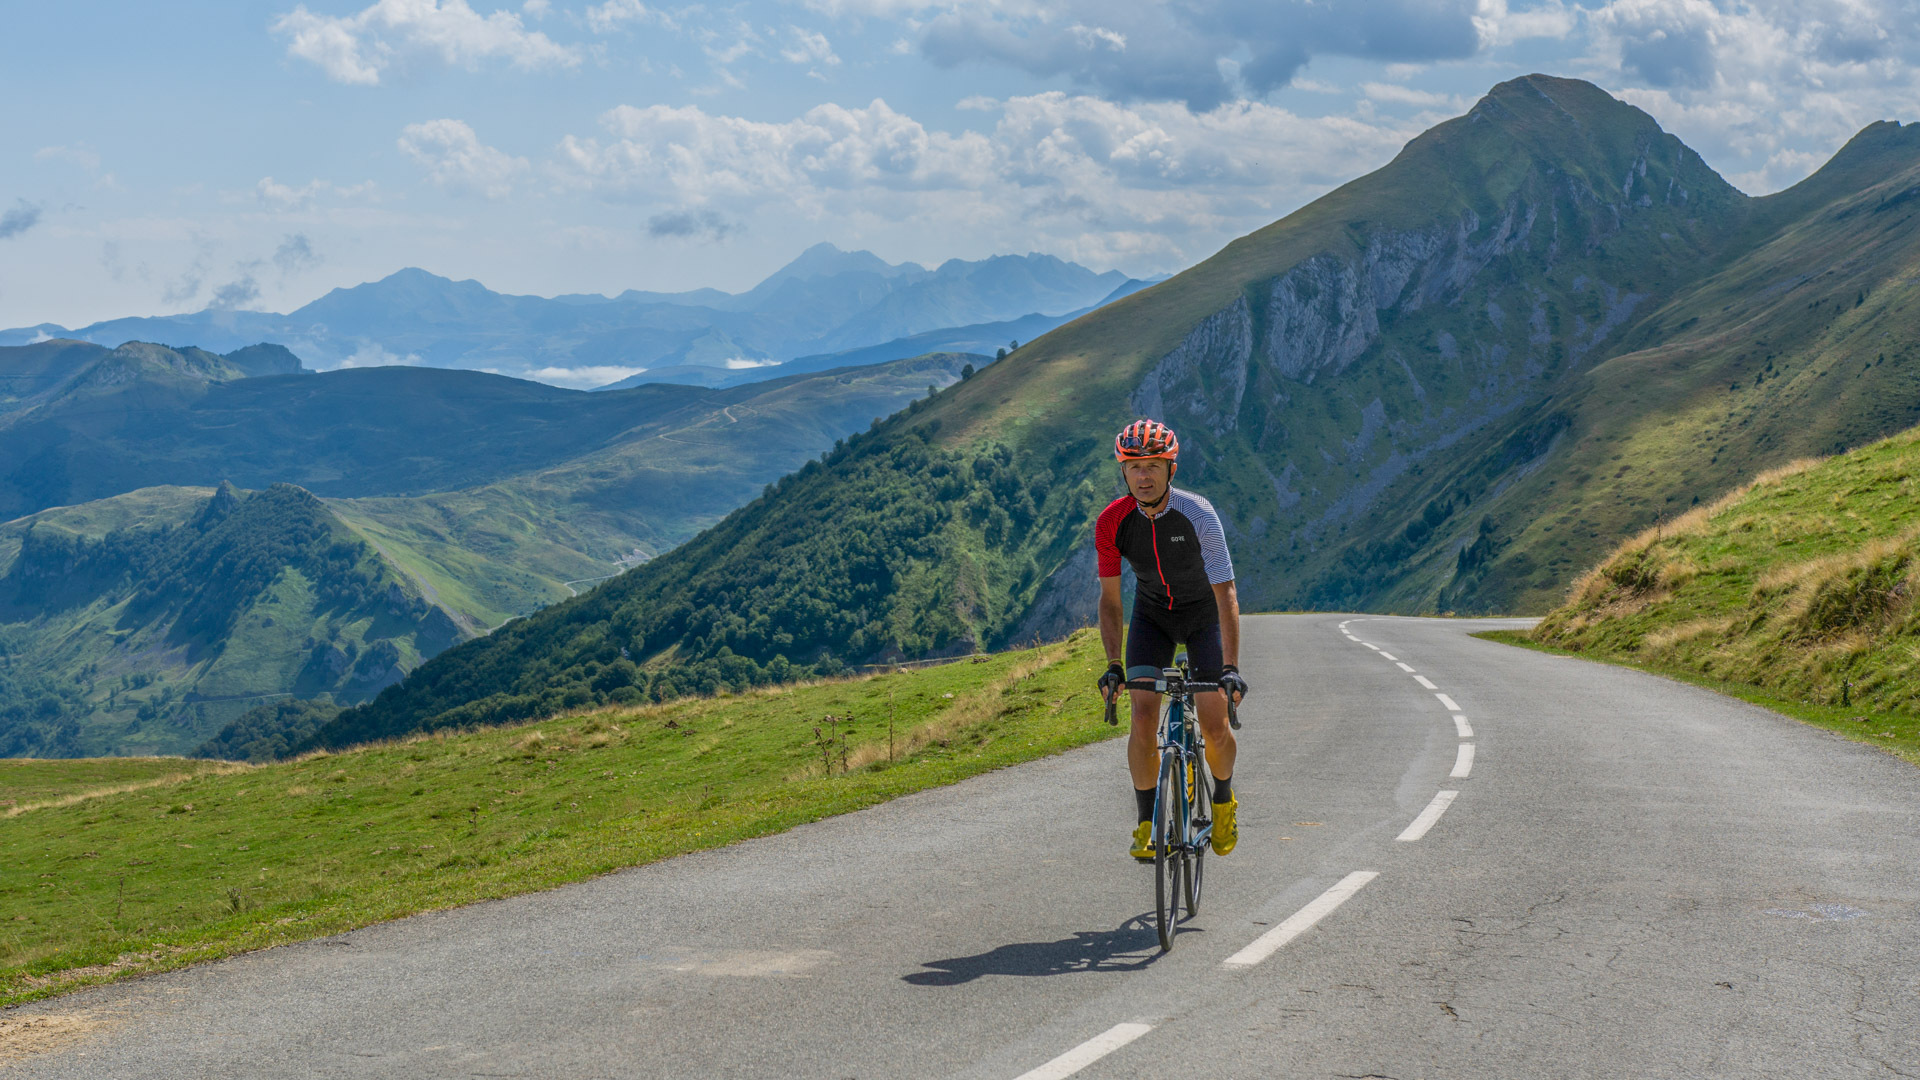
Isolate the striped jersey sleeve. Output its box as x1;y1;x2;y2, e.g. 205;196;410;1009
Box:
1094;496;1131;578
1168;489;1234;584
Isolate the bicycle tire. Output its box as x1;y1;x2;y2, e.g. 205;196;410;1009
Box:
1153;754;1180;951
1186;766;1210;916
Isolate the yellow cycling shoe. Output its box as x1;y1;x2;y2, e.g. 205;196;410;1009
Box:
1130;820;1156;861
1211;796;1239;856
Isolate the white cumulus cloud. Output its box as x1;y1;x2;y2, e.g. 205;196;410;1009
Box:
1581;0;1920;191
525;364;647;387
399;119;530;197
273;0;580;85
551;92;1417;271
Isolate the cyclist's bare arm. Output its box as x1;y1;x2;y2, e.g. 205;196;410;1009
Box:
1213;580;1240;668
1099;575;1125;665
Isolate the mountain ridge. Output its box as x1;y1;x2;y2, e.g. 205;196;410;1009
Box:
307;74;1920;750
3;246;1139;386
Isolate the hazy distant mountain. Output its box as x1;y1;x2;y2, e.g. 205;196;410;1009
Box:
2;245;1142;385
603;277;1161;390
0;339;302;420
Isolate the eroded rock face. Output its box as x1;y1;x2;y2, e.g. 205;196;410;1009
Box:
1130;298;1252;437
1113;169;1668;613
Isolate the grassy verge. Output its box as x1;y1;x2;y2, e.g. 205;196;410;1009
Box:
1476;629;1920;768
2;630;1121;1006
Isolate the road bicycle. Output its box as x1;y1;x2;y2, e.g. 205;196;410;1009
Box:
1105;660;1239;951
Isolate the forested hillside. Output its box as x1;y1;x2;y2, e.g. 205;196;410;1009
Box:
0;484;458;757
0;349;984;757
310;75;1920;750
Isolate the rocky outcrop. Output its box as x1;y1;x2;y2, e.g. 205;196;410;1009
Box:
1130;298;1253;435
1008;543;1100;646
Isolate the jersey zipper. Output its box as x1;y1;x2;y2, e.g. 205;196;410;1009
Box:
1148;513;1172;610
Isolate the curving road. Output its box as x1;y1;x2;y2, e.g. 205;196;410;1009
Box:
15;615;1920;1078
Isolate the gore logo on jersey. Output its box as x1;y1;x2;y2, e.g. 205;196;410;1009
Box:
1170;535;1186;542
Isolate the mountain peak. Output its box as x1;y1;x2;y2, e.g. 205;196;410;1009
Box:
756;244;923;289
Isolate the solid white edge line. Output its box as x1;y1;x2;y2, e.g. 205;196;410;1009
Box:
1435;692;1461;712
1450;743;1475;778
1452;714;1473;738
1395;662;1414;672
1413;675;1437;689
1222;871;1380;968
1013;1022;1154;1080
1396;790;1459;842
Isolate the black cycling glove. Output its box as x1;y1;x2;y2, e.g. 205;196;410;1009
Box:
1097;660;1125;699
1219;664;1248;702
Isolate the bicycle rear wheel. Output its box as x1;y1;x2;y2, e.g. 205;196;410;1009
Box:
1152;755;1181;951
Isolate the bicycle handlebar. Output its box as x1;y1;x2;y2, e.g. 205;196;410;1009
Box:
1106;676;1242;729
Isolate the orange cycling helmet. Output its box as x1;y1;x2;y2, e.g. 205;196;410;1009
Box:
1114;419;1178;462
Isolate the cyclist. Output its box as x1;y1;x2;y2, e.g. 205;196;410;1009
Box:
1095;419;1248;861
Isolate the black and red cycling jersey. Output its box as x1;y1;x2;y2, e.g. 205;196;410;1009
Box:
1095;488;1235;618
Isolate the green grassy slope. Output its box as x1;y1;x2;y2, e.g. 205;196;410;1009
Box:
1529;425;1920;766
0;485;462;758
2;630;1115;1005
316;75;1920;748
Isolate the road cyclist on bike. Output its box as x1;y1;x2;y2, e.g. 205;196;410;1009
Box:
1094;419;1248;862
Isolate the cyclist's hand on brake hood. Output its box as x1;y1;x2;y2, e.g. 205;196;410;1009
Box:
1220;665;1248;704
1098;661;1125;699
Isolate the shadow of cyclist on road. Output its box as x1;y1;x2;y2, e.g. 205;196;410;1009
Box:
901;916;1180;985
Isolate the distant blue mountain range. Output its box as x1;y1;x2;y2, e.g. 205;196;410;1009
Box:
3;244;1155;388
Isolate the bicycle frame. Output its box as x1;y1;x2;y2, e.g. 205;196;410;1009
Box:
1136;665;1215;857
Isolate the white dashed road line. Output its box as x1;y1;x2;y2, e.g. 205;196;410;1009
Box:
1396;790;1459;842
1364;644;1380;651
1013;1023;1155;1080
1222;871;1381;969
1413;675;1437;690
1395;662;1415;672
1453;714;1473;738
1379;652;1398;661
1435;693;1461;712
1451;744;1475;778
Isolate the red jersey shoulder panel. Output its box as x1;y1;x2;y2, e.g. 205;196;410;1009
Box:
1094;495;1133;578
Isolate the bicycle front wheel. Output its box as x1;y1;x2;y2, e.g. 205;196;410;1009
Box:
1153;754;1182;951
1185;768;1210;917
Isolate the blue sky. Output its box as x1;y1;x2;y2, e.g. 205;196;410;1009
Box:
3;0;1915;329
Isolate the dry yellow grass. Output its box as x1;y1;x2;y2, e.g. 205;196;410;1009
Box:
841;644;1071;773
3;764;251;819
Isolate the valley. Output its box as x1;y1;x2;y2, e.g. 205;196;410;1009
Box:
0;340;982;756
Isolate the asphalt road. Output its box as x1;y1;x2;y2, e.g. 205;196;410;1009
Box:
15;615;1920;1078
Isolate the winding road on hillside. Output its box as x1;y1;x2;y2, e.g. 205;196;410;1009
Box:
15;616;1920;1078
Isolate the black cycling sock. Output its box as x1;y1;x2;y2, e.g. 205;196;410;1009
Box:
1134;786;1157;823
1212;775;1232;803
